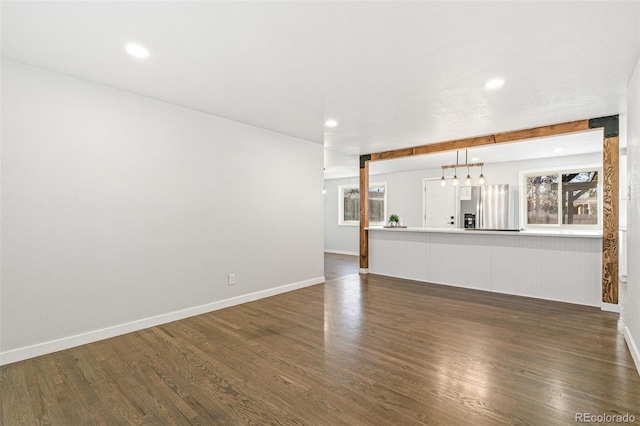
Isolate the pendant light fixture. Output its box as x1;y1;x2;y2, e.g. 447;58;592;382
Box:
452;151;459;186
465;150;472;185
440;150;485;186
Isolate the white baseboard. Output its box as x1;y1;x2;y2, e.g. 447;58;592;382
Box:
601;302;620;313
624;326;640;376
359;268;369;274
0;276;325;366
324;249;359;256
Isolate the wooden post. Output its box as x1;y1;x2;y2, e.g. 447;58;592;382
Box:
602;135;619;304
359;155;370;271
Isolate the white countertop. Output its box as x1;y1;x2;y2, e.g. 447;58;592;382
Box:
366;226;603;239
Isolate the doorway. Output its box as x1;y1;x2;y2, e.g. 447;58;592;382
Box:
423;178;457;228
324;253;359;281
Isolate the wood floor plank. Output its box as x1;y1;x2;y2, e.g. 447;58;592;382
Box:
2;254;640;424
1;364;37;425
324;253;359;281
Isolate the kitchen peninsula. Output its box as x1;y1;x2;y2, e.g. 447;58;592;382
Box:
366;227;602;307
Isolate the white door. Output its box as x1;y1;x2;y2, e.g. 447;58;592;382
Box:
423;179;457;228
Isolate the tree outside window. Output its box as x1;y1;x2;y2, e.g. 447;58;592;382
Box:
524;168;600;228
562;172;598;225
526;175;558;224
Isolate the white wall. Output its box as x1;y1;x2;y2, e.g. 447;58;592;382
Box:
621;153;628;229
0;60;325;364
625;55;640;375
324;177;360;255
324;152;602;253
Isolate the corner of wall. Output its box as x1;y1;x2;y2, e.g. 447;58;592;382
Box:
624;53;640;375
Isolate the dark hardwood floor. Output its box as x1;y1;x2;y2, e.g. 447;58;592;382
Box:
324;252;359;281
2;270;639;425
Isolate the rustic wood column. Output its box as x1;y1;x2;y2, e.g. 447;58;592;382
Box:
601;135;620;304
588;115;619;305
359;155;370;271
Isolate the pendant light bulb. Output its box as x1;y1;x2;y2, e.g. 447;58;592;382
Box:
440;176;446;186
466;174;472;186
478;165;485;185
452;152;460;186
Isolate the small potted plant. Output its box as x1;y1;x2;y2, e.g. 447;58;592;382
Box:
389;214;399;227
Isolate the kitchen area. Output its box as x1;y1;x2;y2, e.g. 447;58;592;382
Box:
325;130;625;310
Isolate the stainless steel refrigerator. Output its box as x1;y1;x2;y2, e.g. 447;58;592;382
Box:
459;184;510;230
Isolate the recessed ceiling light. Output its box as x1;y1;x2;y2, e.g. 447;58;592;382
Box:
325;119;338;128
125;43;150;59
485;79;505;89
554;147;564;153
471;157;480;162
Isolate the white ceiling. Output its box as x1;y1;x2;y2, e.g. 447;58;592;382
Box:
2;2;639;179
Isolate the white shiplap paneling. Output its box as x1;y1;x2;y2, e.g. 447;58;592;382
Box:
429;233;492;291
491;235;601;306
369;229;601;307
369;230;431;281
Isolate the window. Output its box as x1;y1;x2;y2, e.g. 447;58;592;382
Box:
521;166;601;228
338;183;387;226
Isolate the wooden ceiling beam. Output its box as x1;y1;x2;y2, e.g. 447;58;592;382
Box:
493;119;591;144
368;119;592;162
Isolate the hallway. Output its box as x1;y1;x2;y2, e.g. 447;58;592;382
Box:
324;252;359;281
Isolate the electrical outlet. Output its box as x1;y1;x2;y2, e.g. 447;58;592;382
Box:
228;273;235;285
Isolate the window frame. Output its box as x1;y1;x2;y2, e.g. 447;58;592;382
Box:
338;182;388;227
519;164;603;230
